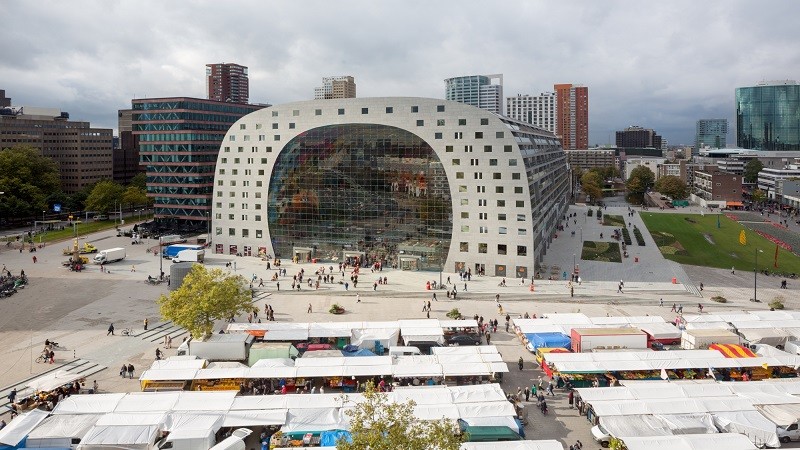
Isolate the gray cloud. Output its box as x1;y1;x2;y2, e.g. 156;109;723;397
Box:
0;0;798;146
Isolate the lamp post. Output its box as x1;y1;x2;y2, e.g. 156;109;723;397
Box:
159;236;163;279
752;248;764;302
572;253;576;276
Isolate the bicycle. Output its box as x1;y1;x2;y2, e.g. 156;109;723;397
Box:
121;328;134;336
35;354;48;363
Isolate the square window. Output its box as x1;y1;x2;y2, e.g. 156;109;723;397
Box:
516;200;525;207
362;107;369;114
260;158;268;163
461;199;469;205
498;244;507;255
234;158;240;163
461;225;470;232
229;135;235;141
256;181;262;187
216;227;222;236
338;108;345;115
498;213;506;221
386;106;393;113
493;173;501;180
460;212;469;219
289;123;295;129
484;145;492;152
232;169;238;175
315;109;322;116
496;131;504;138
478;243;487;254
271;111;278;117
512;173;521;180
446;145;453;152
224;146;230;152
518;229;527;235
437;105;445;112
258;169;264;175
495;186;504;193
517;245;527;256
219;169;226;174
460;242;469;252
475;132;483;139
452;159;460;165
228;228;236;236
509;159;517;166
228;214;234;220
272;123;278;129
242;229;249;237
266;147;272;152
480;118;489;125
437;119;445;126
411;106;419;113
237;146;244;152
517;214;526;221
459;185;467;192
456;172;464;179
255;215;262;222
274;135;280;141
435;132;442;139
243;135;250;141
489;159;498;166
292;110;299;116
499;227;507;234
514;186;523;194
497;200;505;207
256;230;262;238
504;145;513;152
417;120;424;126
255;123;262;129
458;119;466;126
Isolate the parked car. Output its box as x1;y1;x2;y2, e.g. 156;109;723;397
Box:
591;424;612;448
447;334;482;346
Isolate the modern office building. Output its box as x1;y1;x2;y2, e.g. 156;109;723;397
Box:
113;109;144;185
0;102;112;193
212;97;570;276
616;126;663;149
554;83;589;150
445;74;503;115
506;92;556;133
132;97;264;224
757;164;800;201
695;119;728;153
0;90;10;108
736;80;800;151
206;63;249;104
691;170;742;208
314;76;357;100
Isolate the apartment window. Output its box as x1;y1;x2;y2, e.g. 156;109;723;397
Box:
255;192;262;198
517;214;526;221
386;107;393;113
215;227;222;236
271;111;278;117
460;212;469;219
258;135;265;141
499;227;507;234
219;169;226;175
461;199;469;205
496;131;504;138
256;181;262;187
456;172;464;179
514;186;523;194
497;244;508;255
437;105;445;112
480;118;489;125
458;119;466;126
243;135;250;141
237;146;244;152
416;120;424;126
504;145;513;152
272;123;278;129
465;145;473;153
435;132;442;139
289;123;295;129
255;215;262;222
517;245;527;256
479;212;487;220
518;229;527;235
460;242;469;252
452;159;460;166
251;146;258;152
241;228;249;237
475;132;483;139
229;135;235;141
260;158;268;163
479;226;488;234
461;225;470;232
454;132;463;139
362;108;369;114
228;203;234;208
516;200;525;207
437;119;445;126
411;106;419;113
512;172;521;180
255;123;262;129
216;202;222;208
274;135;280;141
498;213;506;221
484;145;492;152
446;145;453;152
258;170;264;175
478;199;487;207
228;213;235;220
217;180;223;186
489;159;498;166
493;173;501;180
266;147;272;152
315;109;322;116
478;243;487;254
476;186;485;193
509;159;517;166
255;204;262;209
459;185;467;193
496;186;504;193
224;146;230;153
470;158;479;166
215;213;222;219
256;230;262;238
497;200;505;207
229;192;235;197
247;158;253;164
474;173;483;180
228;228;236;236
292;110;300;116
229;180;236;186
338;108;345;115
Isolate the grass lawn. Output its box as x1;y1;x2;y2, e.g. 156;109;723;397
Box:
581;240;622;263
603;214;626;227
1;217;151;246
640;212;800;273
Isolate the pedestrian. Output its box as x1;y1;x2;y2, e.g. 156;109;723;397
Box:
259;278;264;287
422;301;427;312
432;292;437;301
32;255;37;263
464;283;467;291
699;282;704;291
131;265;136;272
49;350;55;364
671;303;677;312
143;318;148;331
92;380;99;394
731;266;735;275
427;300;431;311
127;364;135;379
698;303;704;313
617;283;623;293
107;323;115;336
678;304;683;314
525;387;530;402
568;390;575;408
167;335;173;349
426;310;430;319
120;364;127;377
660;298;664;307
485;331;491;345
357;293;361;303
155;348;162;360
307;303;312;313
518;357;524;371
495;293;500;303
276;281;280;290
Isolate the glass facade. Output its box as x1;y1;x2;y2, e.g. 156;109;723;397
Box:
736;83;800;150
268;124;452;270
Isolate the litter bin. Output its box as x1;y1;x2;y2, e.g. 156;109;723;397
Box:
635;257;639;262
672;277;677;284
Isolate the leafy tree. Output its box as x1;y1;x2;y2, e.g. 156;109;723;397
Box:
743;159;764;184
0;146;62;218
85;180;124;213
752;188;766;204
599;166;620;180
337;381;462;450
128;173;147;190
626;166;655;204
158;265;253;339
581;171;604;203
654;175;689;200
121;185;150;209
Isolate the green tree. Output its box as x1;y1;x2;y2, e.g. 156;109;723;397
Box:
600;166;620;180
121;185;150;209
85;180;124;213
581;171;604;203
626;166;655;204
128;173;147;190
654;175;689;199
743;159;764;183
158;265;253;339
0;146;61;218
752;188;766;204
337;381;462;450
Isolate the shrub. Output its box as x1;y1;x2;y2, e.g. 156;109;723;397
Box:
588;209;593;217
329;304;345;314
770;297;785;310
597;208;603;219
711;296;727;303
621;227;633;245
633;226;646;246
446;308;462;319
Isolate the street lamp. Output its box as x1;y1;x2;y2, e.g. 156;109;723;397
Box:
751;248;764;303
572;253;576;276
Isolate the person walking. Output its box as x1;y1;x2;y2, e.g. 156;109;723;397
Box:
155;348;162;360
167;335;173;349
107;323;115;336
525;387;530;402
127;364;135;379
518;357;524;371
432;292;437;302
568;390;575;408
143;318;148;331
671;303;677;312
32;255;37;264
307;303;313;313
660;298;664;307
357;293;361;303
131;265;136;272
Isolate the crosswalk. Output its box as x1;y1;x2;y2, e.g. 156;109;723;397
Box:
135;321;189;344
0;358;106;413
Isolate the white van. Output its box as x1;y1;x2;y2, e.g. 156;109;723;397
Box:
389;346;421;356
784;340;800;355
209;429;252;450
155;429;215;450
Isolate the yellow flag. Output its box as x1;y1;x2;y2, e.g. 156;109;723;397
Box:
739;230;747;246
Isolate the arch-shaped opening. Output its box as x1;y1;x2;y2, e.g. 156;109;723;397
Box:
268;123;452;270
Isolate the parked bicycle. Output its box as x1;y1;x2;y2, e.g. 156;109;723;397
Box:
121;328;134;336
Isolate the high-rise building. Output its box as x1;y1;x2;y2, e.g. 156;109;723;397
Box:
695;119;728;153
506;92;556;133
113;109;144;185
444;74;503;114
206;63;249;103
736;80;800;151
314;76;356;99
554;83;589;150
0;103;112;193
0;90;10;107
616;126;663;149
132;97;264;225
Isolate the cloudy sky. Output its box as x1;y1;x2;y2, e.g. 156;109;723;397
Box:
1;0;798;146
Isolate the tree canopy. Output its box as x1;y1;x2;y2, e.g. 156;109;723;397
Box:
0;146;62;218
743;159;764;184
752;188;766;204
85;180;125;213
654;175;689;200
158;265;254;338
121;185;150;209
626;166;655;204
337;381;462;450
580;171;604;203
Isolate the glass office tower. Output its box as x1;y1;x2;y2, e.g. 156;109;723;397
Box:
736;81;800;151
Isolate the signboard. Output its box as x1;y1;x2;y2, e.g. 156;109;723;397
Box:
53;204;62;212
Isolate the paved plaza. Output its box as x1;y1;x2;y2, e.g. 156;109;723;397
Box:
0;215;798;447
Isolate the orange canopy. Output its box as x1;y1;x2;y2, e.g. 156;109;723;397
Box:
709;343;756;358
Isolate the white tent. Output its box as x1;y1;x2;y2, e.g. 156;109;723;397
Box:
755;403;800;427
95;413;167;426
350;328;400;349
77;425;161;450
52;393;126;414
738;328;792;347
621;433;757;450
461;441;563;450
221;409;288;427
0;409;49;446
25;413;101;448
281;408;349;433
713;410;781;449
26;370;85;392
401;327;445;345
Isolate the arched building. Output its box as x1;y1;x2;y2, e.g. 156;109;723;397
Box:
212;97;569;278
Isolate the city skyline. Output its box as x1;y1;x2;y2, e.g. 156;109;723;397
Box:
1;0;798;146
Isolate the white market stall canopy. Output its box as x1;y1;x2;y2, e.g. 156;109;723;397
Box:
621;433;757;450
545;349;781;373
513;313;678;337
461;441;564;450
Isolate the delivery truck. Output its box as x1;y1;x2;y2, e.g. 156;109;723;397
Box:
185;334;254;361
570;327;648;353
92;247;126;264
173;249;205;263
162;244;203;259
680;329;740;350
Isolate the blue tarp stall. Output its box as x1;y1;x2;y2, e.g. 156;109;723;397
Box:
341;348;376;357
523;333;571;352
319;430;352;446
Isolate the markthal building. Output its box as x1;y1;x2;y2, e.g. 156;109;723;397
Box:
212;98;569;278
